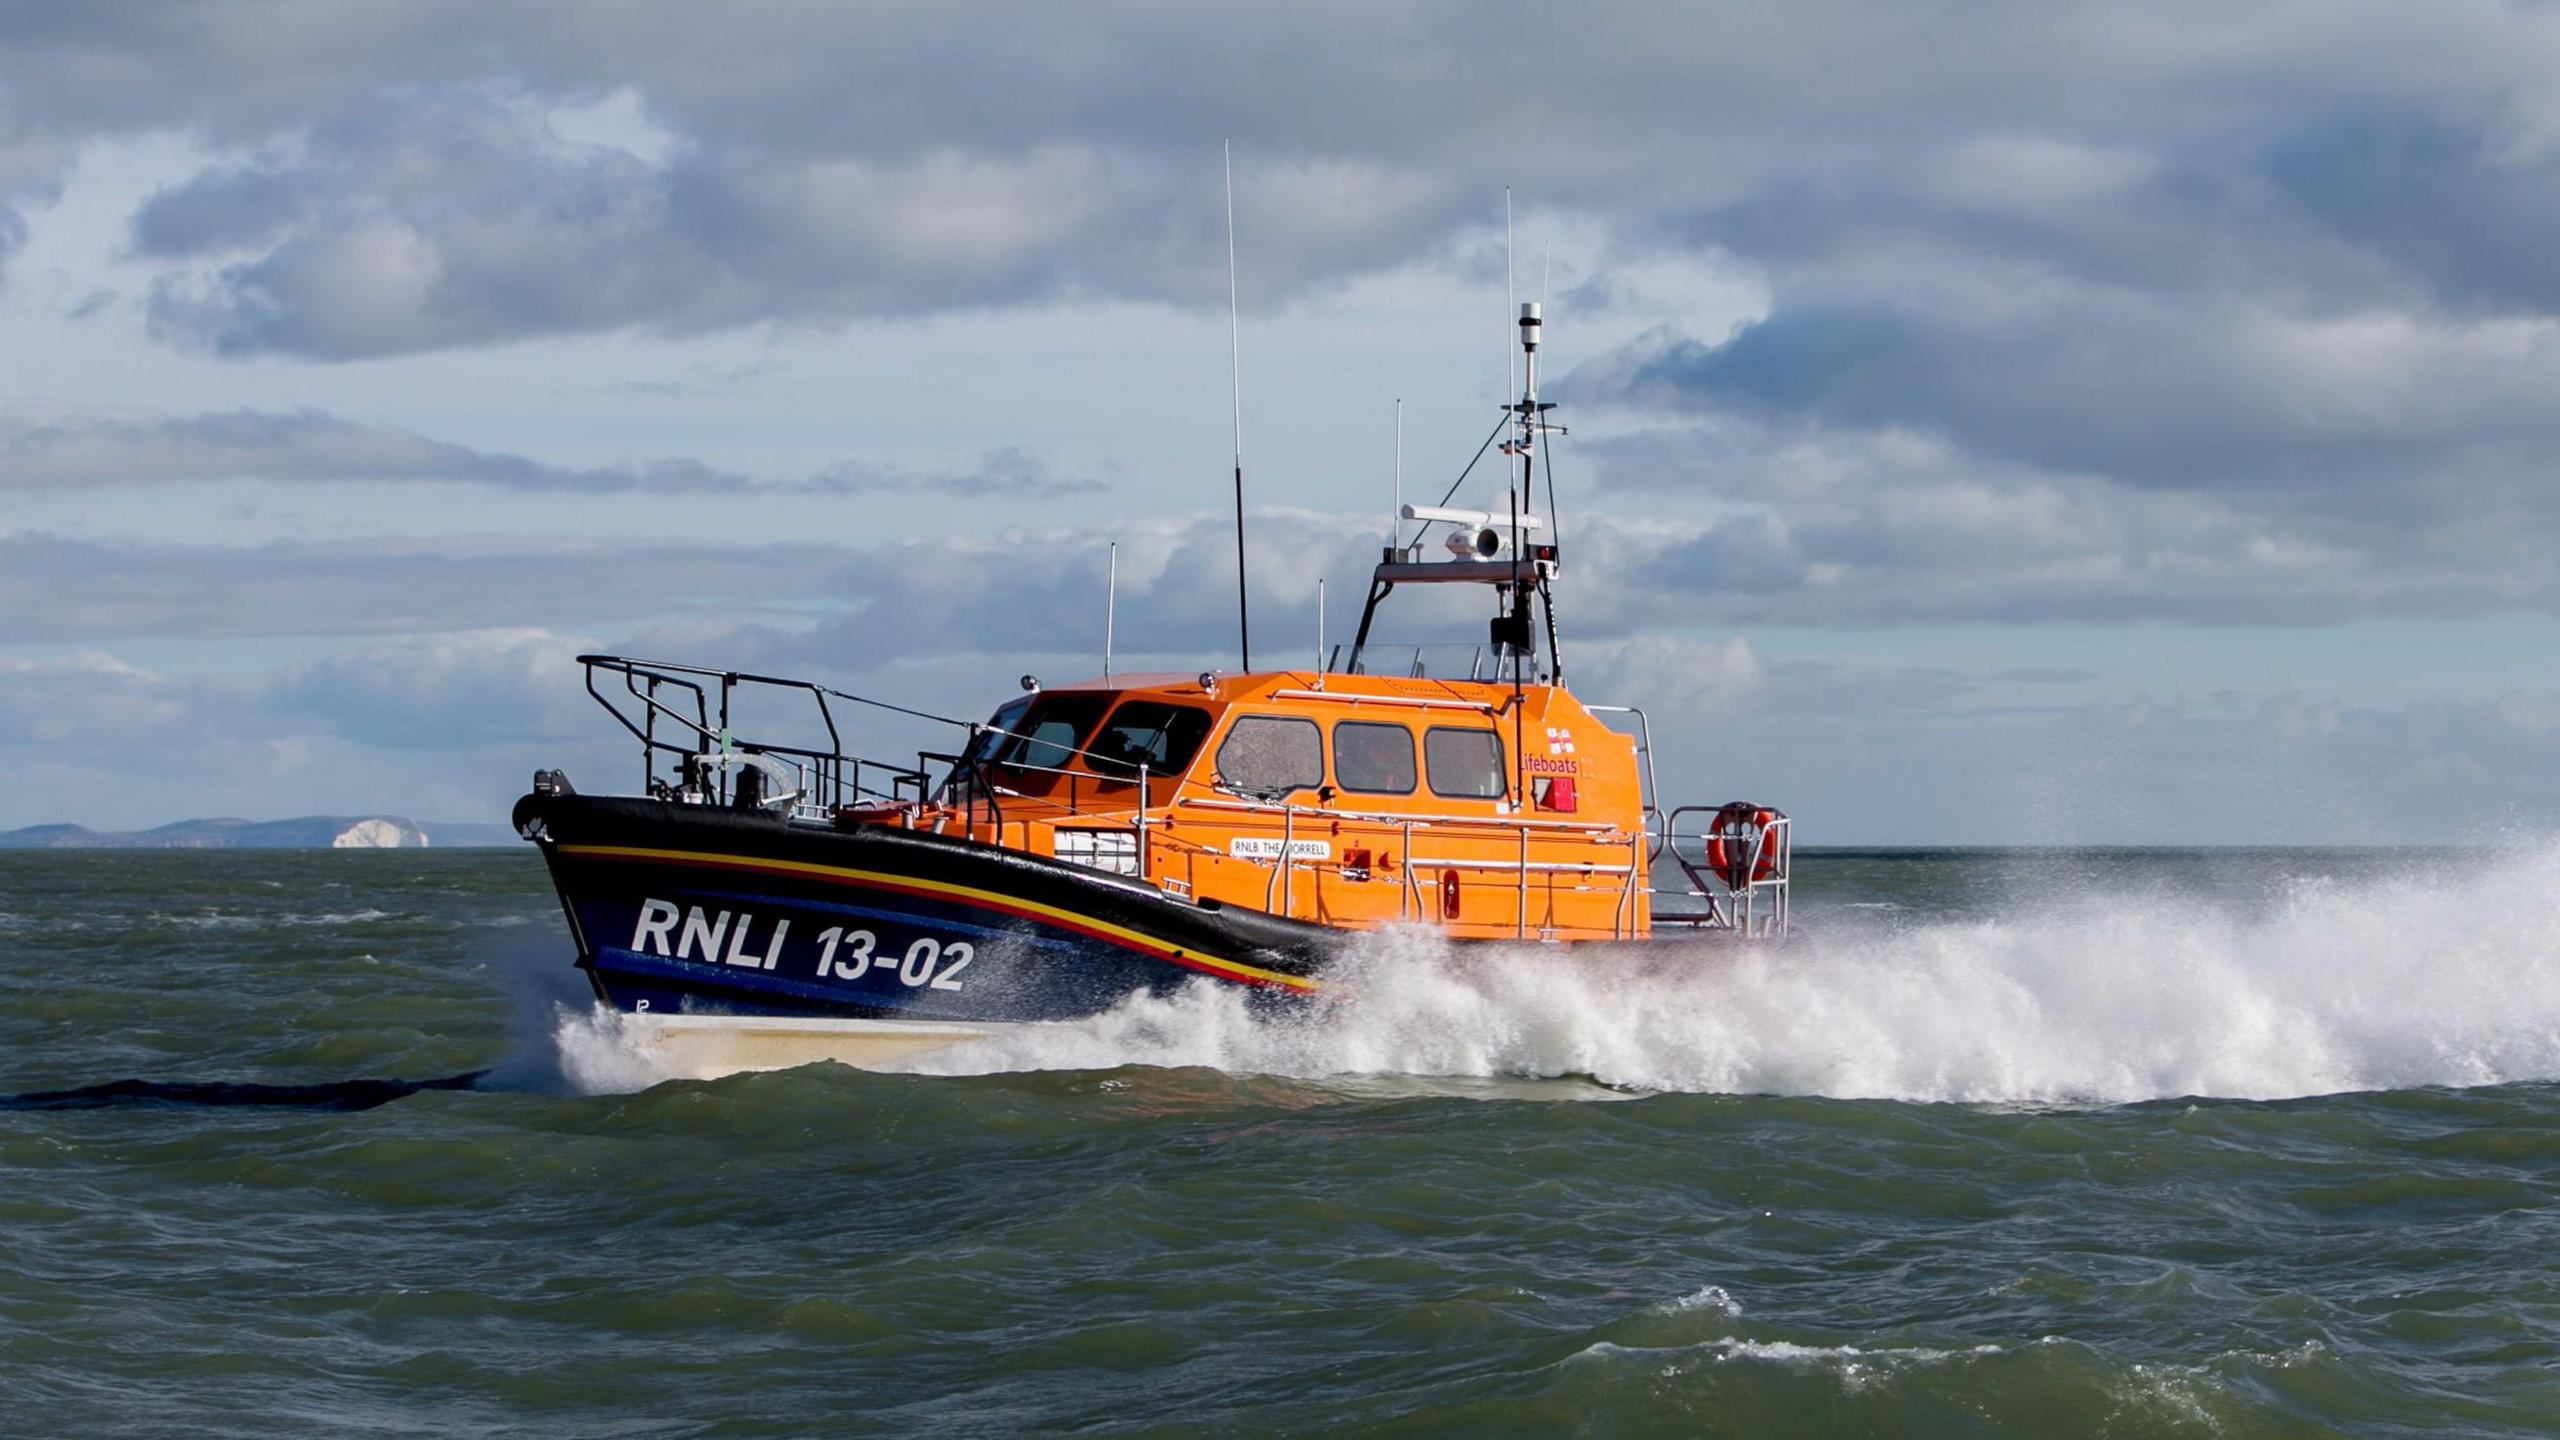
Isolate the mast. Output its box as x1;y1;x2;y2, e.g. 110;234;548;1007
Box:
1504;187;1515;409
1507;301;1537;809
1102;540;1117;680
1496;300;1551;685
1346;286;1565;684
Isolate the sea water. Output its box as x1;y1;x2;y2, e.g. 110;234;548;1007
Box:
2;846;2557;1436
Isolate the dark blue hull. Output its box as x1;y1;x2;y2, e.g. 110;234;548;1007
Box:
514;793;1336;1026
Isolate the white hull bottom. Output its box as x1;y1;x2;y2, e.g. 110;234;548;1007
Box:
631;1012;1009;1079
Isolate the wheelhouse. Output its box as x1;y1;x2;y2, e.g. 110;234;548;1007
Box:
581;659;1657;941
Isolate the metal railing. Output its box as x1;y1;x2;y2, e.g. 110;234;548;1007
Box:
577;654;1786;941
581;655;957;822
1655;806;1791;938
1189;790;1645;936
1585;703;1661;838
1325;641;1549;685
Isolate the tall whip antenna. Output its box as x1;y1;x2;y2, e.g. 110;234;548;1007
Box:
1102;540;1118;681
1390;398;1404;552
1225;141;1252;672
1504;187;1516;414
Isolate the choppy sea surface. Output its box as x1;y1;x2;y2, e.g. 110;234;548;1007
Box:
5;845;2560;1437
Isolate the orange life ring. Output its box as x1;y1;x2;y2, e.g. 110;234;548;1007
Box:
1704;802;1781;891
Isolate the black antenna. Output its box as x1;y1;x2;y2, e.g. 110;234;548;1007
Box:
1225;141;1252;672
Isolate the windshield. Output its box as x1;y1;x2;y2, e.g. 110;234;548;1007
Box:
991;693;1111;773
958;697;1033;769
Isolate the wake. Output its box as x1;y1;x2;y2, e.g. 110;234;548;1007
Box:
882;839;2560;1104
0;1072;487;1112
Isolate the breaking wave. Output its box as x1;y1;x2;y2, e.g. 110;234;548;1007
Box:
544;1007;688;1095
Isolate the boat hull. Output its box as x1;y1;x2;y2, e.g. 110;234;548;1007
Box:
513;794;1338;1049
618;1012;1018;1079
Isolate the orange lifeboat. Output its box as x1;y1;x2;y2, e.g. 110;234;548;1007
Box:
511;294;1795;1073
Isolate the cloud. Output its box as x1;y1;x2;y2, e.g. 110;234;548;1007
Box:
1668;661;2560;845
1576;290;2560;513
804;447;1104;501
0;401;1100;497
0;2;2523;359
11;4;2558;637
0;633;639;827
14;4;2560;836
1564;401;2560;629
120;81;1467;357
11;474;2560;666
2267;109;2560;319
280;627;595;749
0;125;67;281
0;531;856;642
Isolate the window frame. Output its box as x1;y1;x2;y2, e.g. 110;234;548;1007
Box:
1084;700;1214;781
1422;725;1509;801
960;696;1034;769
1212;713;1326;797
1330;719;1418;796
990;693;1111;774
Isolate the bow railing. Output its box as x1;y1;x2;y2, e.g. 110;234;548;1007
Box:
580;654;962;822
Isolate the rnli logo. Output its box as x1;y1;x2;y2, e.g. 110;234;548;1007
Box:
1544;726;1577;756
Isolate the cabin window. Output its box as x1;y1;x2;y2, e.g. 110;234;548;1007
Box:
960;696;1034;769
1424;726;1507;800
1215;715;1323;796
1332;721;1416;795
1086;701;1213;779
993;694;1110;772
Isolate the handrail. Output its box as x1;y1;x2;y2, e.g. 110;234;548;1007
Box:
574;654;1780;938
1410;856;1632;874
1265;688;1500;714
1584;703;1661;839
577;654;973;731
1656;807;1791;938
1178;794;1629;835
581;654;934;814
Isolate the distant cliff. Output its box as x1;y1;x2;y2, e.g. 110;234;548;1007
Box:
0;817;520;850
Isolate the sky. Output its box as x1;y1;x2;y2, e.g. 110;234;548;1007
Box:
2;1;2558;843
